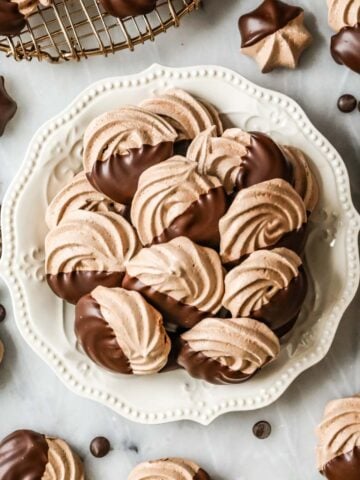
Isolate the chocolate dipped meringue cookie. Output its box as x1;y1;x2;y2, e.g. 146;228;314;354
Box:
331;23;360;74
131;155;227;249
75;286;170;374
223;248;307;337
327;0;360;32
219;178;307;265
0;0;25;36
178;317;280;385
0;429;84;480
187;127;293;194
317;396;360;480
239;0;312;73
0;339;3;364
83;106;177;205
122;237;224;329
0;77;17;136
128;458;211;480
45;210;139;304
99;0;156;19
46;171;125;230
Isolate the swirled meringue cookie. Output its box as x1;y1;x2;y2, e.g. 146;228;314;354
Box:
223;248;307;337
122;237;224;329
178;317;280;385
281;146;319;214
99;0;156;19
131;156;227;249
128;458;211;480
239;0;312;73
83;106;177;204
140;88;223;144
46;171;125;230
328;0;360;32
316;396;360;479
0;0;25;36
45;210;139;304
0;77;17;136
75;286;170;374
219;179;307;265
188;127;293;194
0;430;84;480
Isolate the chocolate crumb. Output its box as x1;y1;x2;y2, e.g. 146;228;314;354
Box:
337;94;357;113
253;420;272;439
90;436;111;458
127;443;139;454
0;305;6;322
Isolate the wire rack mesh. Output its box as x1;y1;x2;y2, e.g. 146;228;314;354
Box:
0;0;200;62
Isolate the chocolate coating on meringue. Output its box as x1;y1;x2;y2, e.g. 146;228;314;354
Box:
99;0;156;19
331;24;360;74
239;0;303;48
0;0;25;36
0;429;49;480
128;457;211;480
0;77;17;136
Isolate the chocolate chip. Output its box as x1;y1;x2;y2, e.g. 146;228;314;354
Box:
252;420;271;439
0;305;6;322
90;436;111;458
337;94;357;113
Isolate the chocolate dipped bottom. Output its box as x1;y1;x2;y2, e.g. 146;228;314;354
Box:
88;142;174;205
0;0;25;36
331;24;360;74
99;0;156;18
239;0;303;48
322;448;360;480
0;429;48;480
0;76;17;136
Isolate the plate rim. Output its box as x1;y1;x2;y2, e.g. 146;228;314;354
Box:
1;63;359;425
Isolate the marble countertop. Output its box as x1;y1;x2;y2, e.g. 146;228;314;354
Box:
0;1;359;479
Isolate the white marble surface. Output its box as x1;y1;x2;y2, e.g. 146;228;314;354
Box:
0;1;359;479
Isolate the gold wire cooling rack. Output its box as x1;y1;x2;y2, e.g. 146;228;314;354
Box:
0;0;200;62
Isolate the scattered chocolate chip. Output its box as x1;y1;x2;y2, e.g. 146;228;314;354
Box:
90;436;111;458
337;94;357;113
253;420;272;439
0;305;6;322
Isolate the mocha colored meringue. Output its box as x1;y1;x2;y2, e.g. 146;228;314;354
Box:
239;0;312;73
131;155;227;248
76;286;170;375
316;396;360;476
12;0;50;16
219;179;307;264
328;0;360;31
0;430;84;480
140;88;223;141
281;145;319;213
123;237;224;328
128;458;211;480
46;171;125;230
178;317;280;385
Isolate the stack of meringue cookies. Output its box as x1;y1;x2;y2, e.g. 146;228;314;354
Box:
44;88;319;386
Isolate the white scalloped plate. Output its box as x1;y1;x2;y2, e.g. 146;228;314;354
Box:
1;64;359;425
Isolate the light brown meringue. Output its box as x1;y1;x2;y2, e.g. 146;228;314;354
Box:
82;106;177;174
223;248;302;317
91;286;170;375
219;179;306;264
281;145;319;213
187;127;251;194
43;437;84;480
316;395;360;471
125;236;224;314
12;0;49;16
182;317;280;375
327;0;360;31
46;171;125;230
128;458;207;480
0;339;4;365
241;13;313;73
140;88;223;141
131;156;223;246
45;210;139;275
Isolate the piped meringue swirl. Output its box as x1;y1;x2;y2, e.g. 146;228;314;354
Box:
223;248;302;316
125;237;224;314
82;106;177;173
316;396;360;471
140;88;223;141
131;156;225;246
128;458;210;480
45;210;139;275
328;0;360;31
46;171;125;229
219;179;307;263
43;437;84;480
